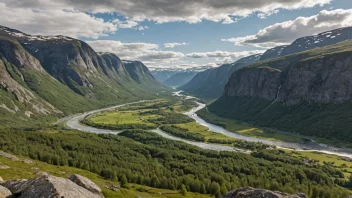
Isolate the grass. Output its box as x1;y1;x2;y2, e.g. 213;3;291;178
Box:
0;152;210;198
87;109;160;128
84;99;239;146
197;108;306;143
288;150;352;180
174;122;238;145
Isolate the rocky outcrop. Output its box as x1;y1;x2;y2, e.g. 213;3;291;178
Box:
222;187;307;198
69;174;103;197
2;175;103;198
0;186;12;198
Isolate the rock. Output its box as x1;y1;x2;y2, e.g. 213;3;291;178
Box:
0;166;9;170
221;187;307;198
103;184;120;192
0;186;12;198
69;174;103;197
0;151;18;161
21;159;33;164
1;179;28;194
0;177;3;182
35;171;49;176
2;175;102;198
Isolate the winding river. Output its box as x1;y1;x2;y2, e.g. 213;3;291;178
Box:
64;91;352;158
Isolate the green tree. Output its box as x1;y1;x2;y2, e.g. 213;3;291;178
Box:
180;184;187;196
120;174;129;188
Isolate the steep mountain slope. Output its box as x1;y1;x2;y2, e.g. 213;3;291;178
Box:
209;40;352;142
260;26;352;61
180;54;262;99
163;71;197;87
0;26;167;127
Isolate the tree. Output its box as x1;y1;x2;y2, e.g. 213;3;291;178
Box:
210;182;220;196
220;184;228;195
180;184;187;196
120;174;129;188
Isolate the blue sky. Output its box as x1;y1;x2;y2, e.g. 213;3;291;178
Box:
1;0;352;69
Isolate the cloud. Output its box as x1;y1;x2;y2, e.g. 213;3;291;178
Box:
86;40;184;64
186;50;264;59
112;19;139;29
163;42;189;48
222;9;352;48
0;3;117;39
2;0;331;24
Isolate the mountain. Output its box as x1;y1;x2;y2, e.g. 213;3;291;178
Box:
180;54;262;100
259;45;287;61
151;70;179;82
0;26;167;127
163;71;197;87
209;40;352;142
260;26;352;61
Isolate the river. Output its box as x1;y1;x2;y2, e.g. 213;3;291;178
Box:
64;91;352;158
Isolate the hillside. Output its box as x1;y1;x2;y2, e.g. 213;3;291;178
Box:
180;54;261;99
163;71;197;87
0;26;167;127
209;40;352;142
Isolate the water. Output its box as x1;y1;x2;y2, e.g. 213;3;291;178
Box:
65;91;352;158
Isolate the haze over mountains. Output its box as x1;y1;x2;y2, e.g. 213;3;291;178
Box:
0;26;167;127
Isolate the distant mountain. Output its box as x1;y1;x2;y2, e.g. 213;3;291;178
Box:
0;26;167;127
260;26;352;61
163;71;197;87
180;54;262;100
259;45;287;61
151;70;179;82
210;39;352;142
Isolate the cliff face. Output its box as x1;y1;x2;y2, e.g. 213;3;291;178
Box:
211;40;352;141
225;41;352;105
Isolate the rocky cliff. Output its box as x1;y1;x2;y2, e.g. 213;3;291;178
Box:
224;40;352;104
210;40;352;141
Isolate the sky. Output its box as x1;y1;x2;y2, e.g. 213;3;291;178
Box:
0;0;352;70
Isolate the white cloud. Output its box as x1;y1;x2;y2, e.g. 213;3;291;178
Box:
137;26;149;31
2;0;331;24
163;42;189;48
112;19;139;29
186;50;264;59
222;9;352;48
0;3;117;39
86;40;184;65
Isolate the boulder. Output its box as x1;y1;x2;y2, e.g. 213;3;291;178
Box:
0;176;4;182
0;186;11;198
69;174;103;197
222;187;307;198
2;175;102;198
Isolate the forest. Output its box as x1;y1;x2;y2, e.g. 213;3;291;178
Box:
0;128;349;198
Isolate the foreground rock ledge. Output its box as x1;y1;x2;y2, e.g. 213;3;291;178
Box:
222;187;307;198
1;175;103;198
69;174;103;197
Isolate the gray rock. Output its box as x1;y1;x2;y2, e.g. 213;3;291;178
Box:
0;151;18;161
0;185;12;198
0;166;9;170
222;187;307;198
0;176;3;183
2;175;102;198
69;174;103;197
